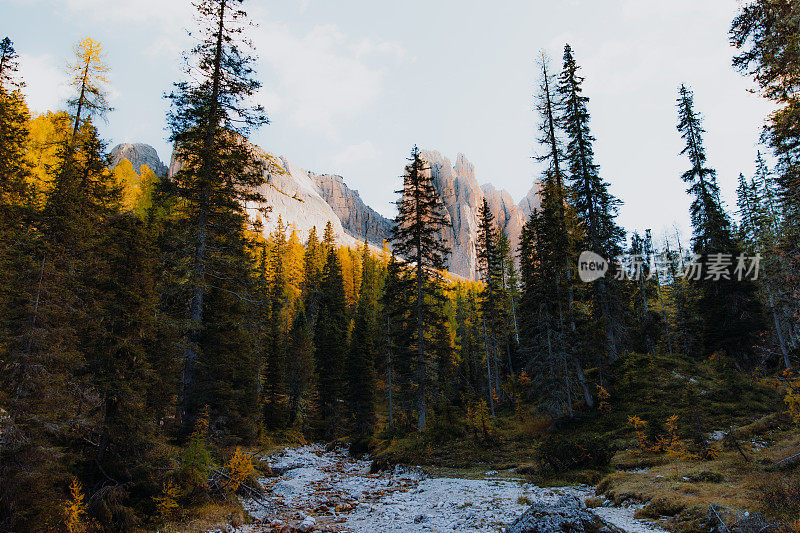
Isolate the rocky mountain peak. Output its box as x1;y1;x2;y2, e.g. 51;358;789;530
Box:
155;138;542;279
109;143;168;176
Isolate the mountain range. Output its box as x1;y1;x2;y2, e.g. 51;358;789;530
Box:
110;142;541;280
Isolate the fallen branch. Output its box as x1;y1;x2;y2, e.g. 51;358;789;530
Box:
709;505;729;533
209;469;272;511
723;431;750;463
768;451;800;471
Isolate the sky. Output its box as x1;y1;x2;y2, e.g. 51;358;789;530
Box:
2;0;775;242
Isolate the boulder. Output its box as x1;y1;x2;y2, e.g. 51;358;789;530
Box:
506;495;622;533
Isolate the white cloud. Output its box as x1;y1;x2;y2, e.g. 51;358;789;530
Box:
352;38;408;62
18;53;71;113
332;140;379;167
255;22;406;139
619;0;727;20
54;0;190;25
10;0;407;140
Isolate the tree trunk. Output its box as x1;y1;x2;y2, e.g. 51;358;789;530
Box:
562;354;573;418
180;0;227;434
766;284;791;369
574;360;594;408
71;64;89;138
386;316;393;430
482;316;495;418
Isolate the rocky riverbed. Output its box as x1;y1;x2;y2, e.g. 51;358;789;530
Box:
233;445;665;533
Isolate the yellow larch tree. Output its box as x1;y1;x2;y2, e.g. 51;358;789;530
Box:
68;37;111;136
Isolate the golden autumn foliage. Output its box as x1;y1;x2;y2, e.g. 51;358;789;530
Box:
63;477;88;533
26;111;71;201
783;368;800;424
68;37;111;119
111;158;157;217
628;415;649;452
153;479;180;518
284;230;306;300
225;447;255;492
662;414;691;459
191;406;210;441
466;400;493;439
596;385;611;414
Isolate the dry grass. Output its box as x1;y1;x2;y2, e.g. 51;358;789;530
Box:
596;423;800;532
158;500;248;533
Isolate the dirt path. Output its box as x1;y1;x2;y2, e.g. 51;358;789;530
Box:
235;445;665;532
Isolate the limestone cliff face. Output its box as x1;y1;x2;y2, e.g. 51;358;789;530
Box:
109;143;168;176
248;155;392;249
518;181;542;217
311;173;394;246
420;150;538;279
165;140;390;249
138;140;543;279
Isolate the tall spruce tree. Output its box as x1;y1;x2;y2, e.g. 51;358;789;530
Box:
0;37;33;371
263;220;289;429
558;44;625;363
676;84;763;365
380;254;411;429
731;0;800;247
476;198;504;399
390;146;450;430
1;36;135;529
496;230;521;348
286;307;313;427
346;242;378;438
166;0;268;433
83;214;168;527
0;37;30;205
737;163;792;369
313;249;348;439
732;2;800;362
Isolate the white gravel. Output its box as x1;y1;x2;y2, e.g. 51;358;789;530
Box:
238;444;666;533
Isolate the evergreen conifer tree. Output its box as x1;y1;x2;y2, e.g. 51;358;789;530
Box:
165;0;269;433
0;37;31;205
286;308;314;427
390;146;450;430
313;249;348;439
558;44;626;363
676;84;763;365
476;198;504;398
346;242;378;438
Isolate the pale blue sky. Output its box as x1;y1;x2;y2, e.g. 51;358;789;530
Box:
3;0;774;241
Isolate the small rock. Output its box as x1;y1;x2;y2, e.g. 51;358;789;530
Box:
297;515;316;532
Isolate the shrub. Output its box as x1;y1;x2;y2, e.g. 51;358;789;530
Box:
535;434;612;474
153;479;180;519
465;400;494;441
178;437;214;497
178;411;214;498
64;477;89;533
225;447;255;492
